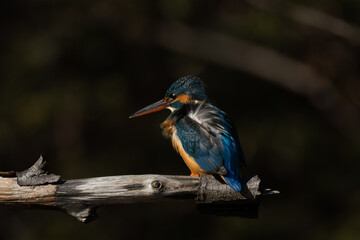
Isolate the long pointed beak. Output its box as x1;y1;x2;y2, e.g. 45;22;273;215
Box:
129;99;171;118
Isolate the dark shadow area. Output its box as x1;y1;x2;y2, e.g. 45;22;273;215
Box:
1;0;360;239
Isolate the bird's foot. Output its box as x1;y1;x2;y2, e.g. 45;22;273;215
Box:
190;173;200;177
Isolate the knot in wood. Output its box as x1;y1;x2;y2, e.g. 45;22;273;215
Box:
151;180;163;190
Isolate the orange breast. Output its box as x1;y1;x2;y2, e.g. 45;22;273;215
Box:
171;131;206;175
161;118;205;175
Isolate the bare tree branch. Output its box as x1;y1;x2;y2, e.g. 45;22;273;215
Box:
16;156;60;186
0;171;15;177
0;159;278;223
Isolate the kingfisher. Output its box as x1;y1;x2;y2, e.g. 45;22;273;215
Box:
129;75;245;192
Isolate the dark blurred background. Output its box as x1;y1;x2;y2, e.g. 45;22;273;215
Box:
1;0;360;239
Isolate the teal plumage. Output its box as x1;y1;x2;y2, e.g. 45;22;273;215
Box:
130;76;245;192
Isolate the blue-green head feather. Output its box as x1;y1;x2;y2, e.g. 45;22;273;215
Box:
165;75;207;100
130;75;246;193
165;75;208;109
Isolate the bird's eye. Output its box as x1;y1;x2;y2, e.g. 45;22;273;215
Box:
169;93;176;99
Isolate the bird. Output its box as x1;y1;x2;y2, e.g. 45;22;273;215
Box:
129;75;245;192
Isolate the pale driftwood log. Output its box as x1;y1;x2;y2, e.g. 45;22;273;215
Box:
0;158;279;223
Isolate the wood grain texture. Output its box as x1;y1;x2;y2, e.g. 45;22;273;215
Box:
55;175;200;222
0;174;201;222
0;159;278;223
16;156;60;186
0;177;57;206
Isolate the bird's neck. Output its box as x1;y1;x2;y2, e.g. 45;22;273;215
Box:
160;117;175;139
161;99;209;139
160;107;183;139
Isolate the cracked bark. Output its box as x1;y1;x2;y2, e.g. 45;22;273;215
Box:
0;158;278;223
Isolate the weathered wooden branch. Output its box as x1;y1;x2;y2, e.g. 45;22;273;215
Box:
0;157;278;223
16;156;60;186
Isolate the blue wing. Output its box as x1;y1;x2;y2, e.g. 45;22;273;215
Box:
175;102;245;191
176;116;227;174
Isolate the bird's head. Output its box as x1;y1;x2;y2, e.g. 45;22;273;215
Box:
129;75;207;118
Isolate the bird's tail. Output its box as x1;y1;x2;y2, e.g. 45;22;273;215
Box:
223;175;242;192
223;175;256;199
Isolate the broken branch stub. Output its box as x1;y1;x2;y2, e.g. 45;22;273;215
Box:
16;156;61;186
0;157;279;222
